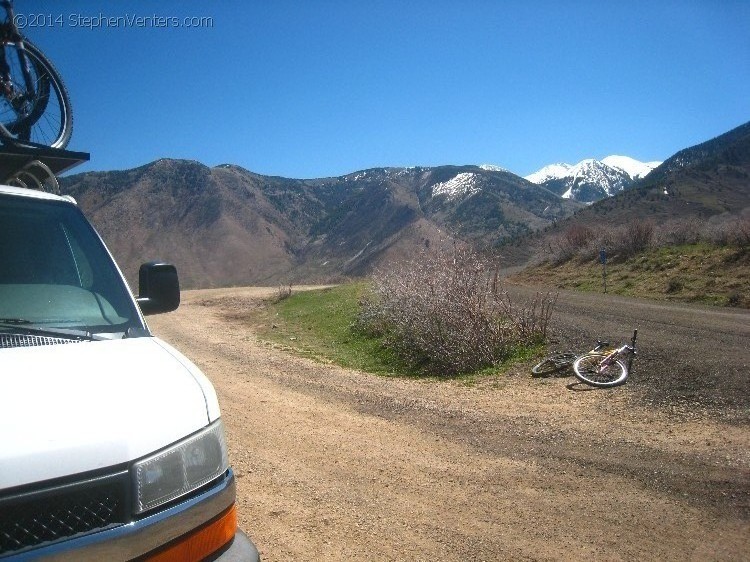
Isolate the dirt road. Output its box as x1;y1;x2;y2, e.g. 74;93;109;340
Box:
148;286;749;561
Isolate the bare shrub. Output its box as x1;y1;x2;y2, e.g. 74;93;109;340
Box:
272;283;292;303
735;215;750;246
549;224;596;264
702;213;750;247
495;289;558;342
546;211;748;268
357;245;557;376
623;219;655;255
656;218;702;246
547;235;575;265
606;219;654;261
703;215;733;246
565;224;595;249
575;228;617;263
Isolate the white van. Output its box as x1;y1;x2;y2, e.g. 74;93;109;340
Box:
0;185;260;561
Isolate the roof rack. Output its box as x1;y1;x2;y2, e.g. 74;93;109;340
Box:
0;136;89;194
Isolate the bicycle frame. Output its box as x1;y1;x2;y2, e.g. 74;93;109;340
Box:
1;1;35;83
0;1;21;43
596;330;637;372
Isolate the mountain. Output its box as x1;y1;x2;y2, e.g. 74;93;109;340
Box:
58;122;748;287
620;120;750;218
525;156;661;203
601;155;661;179
59;162;581;288
639;121;750;194
516;120;750;259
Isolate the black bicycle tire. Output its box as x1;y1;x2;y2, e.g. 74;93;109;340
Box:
0;41;49;135
572;352;628;388
21;40;72;148
1;39;73;148
531;352;576;376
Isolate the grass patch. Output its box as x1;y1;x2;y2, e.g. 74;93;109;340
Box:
513;243;749;307
255;282;538;379
257;283;408;376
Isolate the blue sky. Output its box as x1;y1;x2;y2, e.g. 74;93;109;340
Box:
24;1;750;179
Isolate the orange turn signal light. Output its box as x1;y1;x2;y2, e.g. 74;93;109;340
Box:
145;503;238;562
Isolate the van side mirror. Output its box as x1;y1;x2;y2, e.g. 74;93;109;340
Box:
136;262;180;315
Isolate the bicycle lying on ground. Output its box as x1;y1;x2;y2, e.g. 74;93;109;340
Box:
531;330;638;388
0;0;72;148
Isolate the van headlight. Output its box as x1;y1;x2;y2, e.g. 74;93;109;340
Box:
132;419;229;514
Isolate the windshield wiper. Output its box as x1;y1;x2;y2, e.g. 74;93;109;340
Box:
0;320;101;341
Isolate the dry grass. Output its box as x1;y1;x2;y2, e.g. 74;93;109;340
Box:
514;243;750;307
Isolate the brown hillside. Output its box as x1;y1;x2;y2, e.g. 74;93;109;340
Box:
61;162;577;288
63;160;308;288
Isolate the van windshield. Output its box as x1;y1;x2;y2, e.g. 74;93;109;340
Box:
0;193;142;337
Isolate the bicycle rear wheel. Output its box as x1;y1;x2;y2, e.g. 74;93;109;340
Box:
0;40;72;148
531;352;577;376
573;352;628;387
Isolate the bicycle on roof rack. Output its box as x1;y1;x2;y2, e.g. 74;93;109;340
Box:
0;0;72;149
531;329;638;388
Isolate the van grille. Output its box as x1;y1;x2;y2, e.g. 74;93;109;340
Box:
0;334;84;349
0;471;129;556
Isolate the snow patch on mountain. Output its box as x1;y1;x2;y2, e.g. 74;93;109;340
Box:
524;163;572;184
479;164;508;172
601;155;661;179
431;173;482;200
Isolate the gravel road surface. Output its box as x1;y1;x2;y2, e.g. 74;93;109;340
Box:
149;286;749;561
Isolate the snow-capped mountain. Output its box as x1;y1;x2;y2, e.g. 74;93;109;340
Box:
525;156;661;203
601;155;661;179
524;163;573;185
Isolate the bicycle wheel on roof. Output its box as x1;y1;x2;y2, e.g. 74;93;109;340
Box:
0;40;72;148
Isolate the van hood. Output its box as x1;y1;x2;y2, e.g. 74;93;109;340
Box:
0;337;221;490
